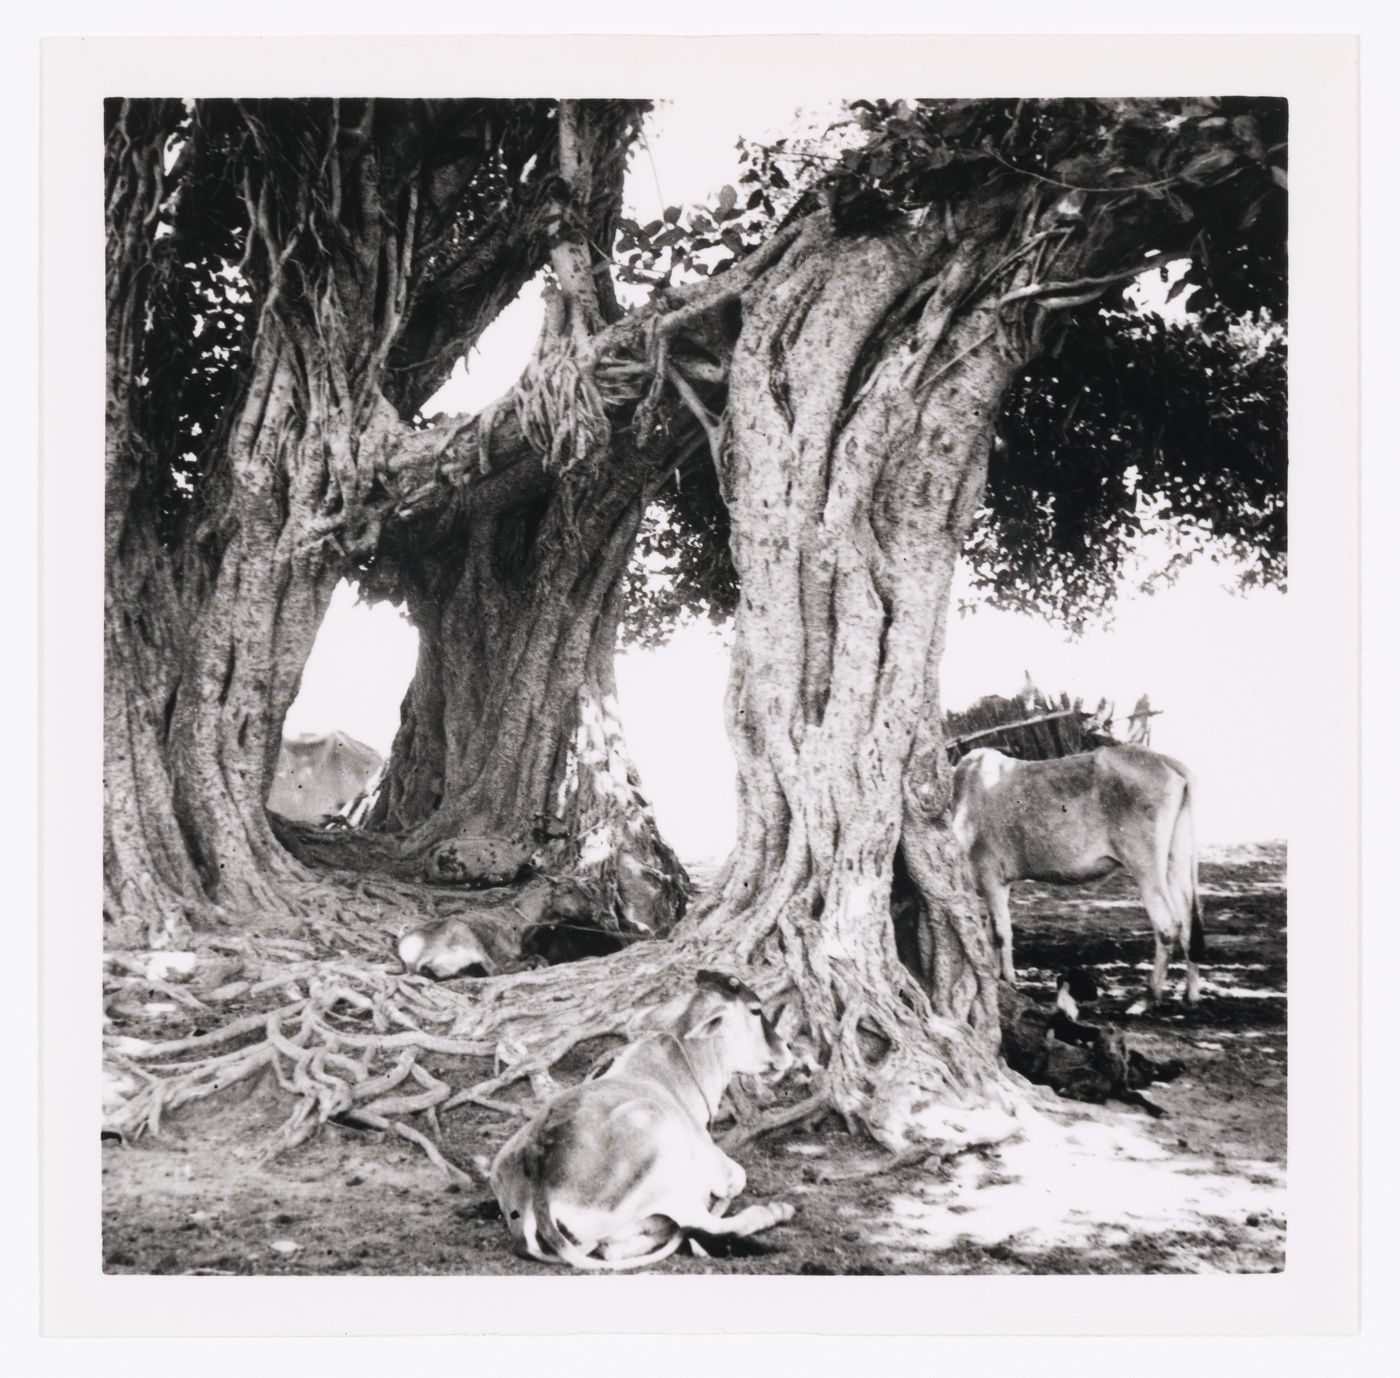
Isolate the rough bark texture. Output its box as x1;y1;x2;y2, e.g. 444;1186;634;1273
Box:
678;207;1036;1148
104;99;210;948
104;99;652;941
106;99;1282;1163
367;425;688;934
353;102;700;935
106;100;418;932
360;199;1082;1153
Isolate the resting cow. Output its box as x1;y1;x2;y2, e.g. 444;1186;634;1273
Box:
397;919;495;980
951;745;1204;1005
490;970;795;1270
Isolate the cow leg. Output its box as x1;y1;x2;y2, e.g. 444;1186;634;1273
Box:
596;1218;678;1262
1171;875;1203;1005
1183;955;1202;1006
1138;884;1180;1005
707;1148;748;1217
670;1198;796;1238
980;876;1016;983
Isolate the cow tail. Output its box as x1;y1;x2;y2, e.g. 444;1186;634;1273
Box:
1170;768;1205;962
529;1176;683;1272
1188;875;1205;961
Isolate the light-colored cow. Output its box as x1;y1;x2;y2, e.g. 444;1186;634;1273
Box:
951;745;1204;1005
490;970;795;1270
266;731;382;824
397;919;496;980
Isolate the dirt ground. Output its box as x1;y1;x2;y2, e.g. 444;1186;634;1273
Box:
102;842;1286;1276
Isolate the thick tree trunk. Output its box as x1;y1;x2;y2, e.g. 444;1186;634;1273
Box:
685;207;1042;1147
163;341;377;914
108;102;1280;1165
104;468;209;949
103;98;208;948
104;99;640;943
103;100;458;940
111;332;409;931
370;433;688;934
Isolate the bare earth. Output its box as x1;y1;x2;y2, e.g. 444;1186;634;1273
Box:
102;843;1286;1276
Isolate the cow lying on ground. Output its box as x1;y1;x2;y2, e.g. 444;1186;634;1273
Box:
490;970;795;1270
397;919;496;980
951;745;1204;1005
396;914;623;979
395;878;609;979
999;971;1187;1117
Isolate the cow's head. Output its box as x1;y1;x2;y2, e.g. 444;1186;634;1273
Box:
679;970;792;1079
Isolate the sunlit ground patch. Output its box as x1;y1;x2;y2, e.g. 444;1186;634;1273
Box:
872;1109;1284;1272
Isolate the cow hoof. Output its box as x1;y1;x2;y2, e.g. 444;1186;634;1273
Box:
769;1202;796;1225
1124;997;1149;1017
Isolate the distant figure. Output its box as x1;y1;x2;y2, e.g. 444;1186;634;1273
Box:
951;745;1204;1006
267;730;383;824
1126;693;1155;746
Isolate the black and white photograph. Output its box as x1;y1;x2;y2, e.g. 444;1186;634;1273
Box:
94;82;1296;1278
30;23;1368;1343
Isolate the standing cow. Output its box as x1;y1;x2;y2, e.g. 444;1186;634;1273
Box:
950;745;1204;1005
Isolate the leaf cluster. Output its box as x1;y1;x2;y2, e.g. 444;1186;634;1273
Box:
966;304;1287;629
622;471;739;647
619;97;1289;642
123;98;603;547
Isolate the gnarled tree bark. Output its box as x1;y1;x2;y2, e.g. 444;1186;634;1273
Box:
402;186;1174;1149
367;415;688;935
106;97;1283;1163
104;98;646;942
683;206;1033;1147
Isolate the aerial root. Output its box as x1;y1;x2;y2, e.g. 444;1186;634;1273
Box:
811;1145;941;1183
104;921;992;1185
810;1134;1002;1184
345;1108;480;1185
102;943;510;1184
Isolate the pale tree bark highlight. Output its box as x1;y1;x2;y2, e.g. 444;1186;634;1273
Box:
686;207;1035;1148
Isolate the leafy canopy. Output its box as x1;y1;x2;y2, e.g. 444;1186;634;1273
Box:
619;96;1288;642
119;97;1287;636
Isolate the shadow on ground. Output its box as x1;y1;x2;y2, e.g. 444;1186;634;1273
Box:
102;843;1286;1275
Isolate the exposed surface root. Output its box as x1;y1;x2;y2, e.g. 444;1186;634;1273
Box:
102;918;769;1182
720;1085;831;1153
104;883;1029;1181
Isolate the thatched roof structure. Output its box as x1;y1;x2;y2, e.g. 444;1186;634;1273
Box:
944;677;1158;762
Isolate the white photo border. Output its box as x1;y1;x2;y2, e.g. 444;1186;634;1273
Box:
40;29;1359;1338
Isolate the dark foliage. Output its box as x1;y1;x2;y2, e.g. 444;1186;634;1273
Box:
968;306;1286;628
125;96;1287;642
125;97;611;552
619;96;1288;643
622;472;739;647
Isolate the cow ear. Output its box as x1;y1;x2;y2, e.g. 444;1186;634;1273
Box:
632;990;692;1034
683;1008;726;1041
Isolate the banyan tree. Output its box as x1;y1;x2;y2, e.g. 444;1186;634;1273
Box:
105;97;1285;1151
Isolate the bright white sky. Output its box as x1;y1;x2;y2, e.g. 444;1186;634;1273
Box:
284;97;1290;856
